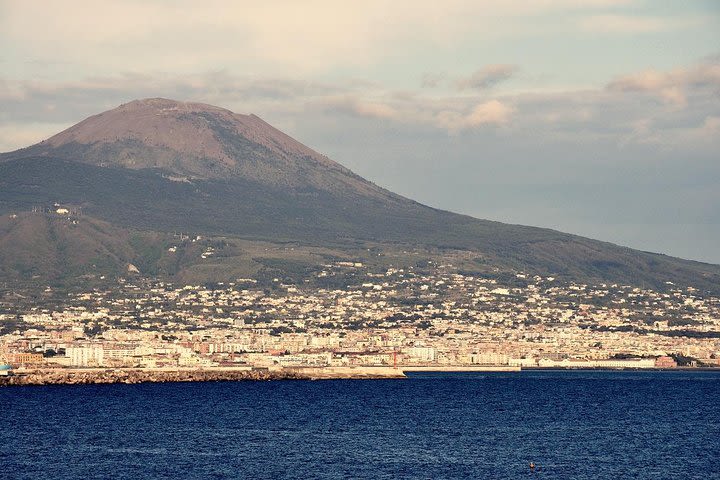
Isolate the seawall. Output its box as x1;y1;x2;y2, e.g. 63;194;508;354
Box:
0;366;405;387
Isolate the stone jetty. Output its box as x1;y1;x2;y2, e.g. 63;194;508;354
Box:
0;366;405;387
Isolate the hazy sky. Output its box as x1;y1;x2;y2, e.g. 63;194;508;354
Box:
2;0;719;263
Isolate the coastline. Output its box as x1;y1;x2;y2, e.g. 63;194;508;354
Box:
3;365;717;387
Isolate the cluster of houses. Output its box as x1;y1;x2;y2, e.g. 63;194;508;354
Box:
1;260;718;371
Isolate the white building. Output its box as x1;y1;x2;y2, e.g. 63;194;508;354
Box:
403;346;436;363
66;346;104;367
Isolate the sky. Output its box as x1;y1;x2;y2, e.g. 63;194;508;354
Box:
1;0;719;263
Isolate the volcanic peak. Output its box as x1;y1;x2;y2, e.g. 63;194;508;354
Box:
4;98;369;193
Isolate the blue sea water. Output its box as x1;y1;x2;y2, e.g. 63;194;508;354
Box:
1;370;719;480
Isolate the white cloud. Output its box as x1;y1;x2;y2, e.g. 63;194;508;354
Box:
0;57;717;149
321;97;400;120
317;93;514;133
606;60;720;107
435;100;514;132
457;65;518;90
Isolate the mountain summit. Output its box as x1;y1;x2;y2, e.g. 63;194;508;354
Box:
1;98;719;291
5;98;385;196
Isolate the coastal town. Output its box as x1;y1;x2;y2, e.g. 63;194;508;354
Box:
2;260;719;383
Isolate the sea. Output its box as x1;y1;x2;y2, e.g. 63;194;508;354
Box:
2;370;719;480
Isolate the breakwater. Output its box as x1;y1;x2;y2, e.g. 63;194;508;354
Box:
0;366;405;386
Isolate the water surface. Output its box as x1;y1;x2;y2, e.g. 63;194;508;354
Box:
2;371;719;479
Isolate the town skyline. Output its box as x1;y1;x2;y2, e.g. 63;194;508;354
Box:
3;258;717;382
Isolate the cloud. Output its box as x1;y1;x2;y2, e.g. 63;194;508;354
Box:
606;59;720;107
0;73;349;121
457;65;518;90
624;115;720;149
317;93;514;133
321;97;400;120
700;116;720;137
435;100;514;132
610;71;689;106
0;1;647;77
0;56;717;150
578;14;701;33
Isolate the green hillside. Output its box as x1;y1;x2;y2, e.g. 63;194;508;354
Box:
1;157;718;292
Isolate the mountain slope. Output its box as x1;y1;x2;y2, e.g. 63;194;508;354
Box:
0;212;163;282
1;98;719;292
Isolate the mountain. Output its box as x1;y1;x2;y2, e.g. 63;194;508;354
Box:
1;98;719;292
2;98;389;197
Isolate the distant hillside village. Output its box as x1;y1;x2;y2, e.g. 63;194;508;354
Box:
31;203;82;216
2;261;718;377
7;203;83;221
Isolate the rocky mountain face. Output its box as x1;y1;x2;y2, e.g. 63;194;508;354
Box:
3;98;392;198
1;98;719;292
